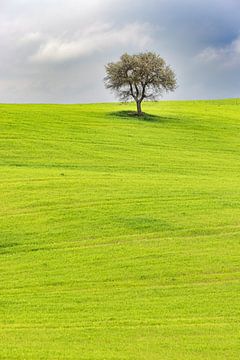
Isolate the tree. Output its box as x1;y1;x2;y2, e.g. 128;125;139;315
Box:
104;52;177;116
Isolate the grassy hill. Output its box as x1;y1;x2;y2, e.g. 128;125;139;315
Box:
0;99;240;359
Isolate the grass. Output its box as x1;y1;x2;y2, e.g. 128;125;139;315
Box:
0;99;240;359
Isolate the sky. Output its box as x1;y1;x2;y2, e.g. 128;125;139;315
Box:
0;0;240;103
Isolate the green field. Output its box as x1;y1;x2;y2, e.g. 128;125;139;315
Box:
0;99;240;359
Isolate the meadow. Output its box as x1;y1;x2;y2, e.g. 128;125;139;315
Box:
0;99;240;359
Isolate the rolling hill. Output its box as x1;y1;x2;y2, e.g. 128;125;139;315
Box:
0;99;240;359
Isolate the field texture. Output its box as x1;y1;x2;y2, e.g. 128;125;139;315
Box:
0;100;240;359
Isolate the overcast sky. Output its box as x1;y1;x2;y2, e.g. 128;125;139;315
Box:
0;0;240;103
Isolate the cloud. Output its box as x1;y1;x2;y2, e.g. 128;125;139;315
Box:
0;0;240;102
197;35;240;68
21;32;43;44
30;23;153;63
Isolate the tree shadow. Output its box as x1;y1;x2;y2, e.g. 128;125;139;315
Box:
109;110;173;123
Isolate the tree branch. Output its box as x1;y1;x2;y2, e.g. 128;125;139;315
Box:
129;81;136;100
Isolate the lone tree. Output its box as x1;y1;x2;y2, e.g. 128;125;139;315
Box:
104;52;177;116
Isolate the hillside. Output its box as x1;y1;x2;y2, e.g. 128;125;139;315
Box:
0;99;240;359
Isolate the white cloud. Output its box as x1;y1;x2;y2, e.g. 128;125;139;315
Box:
21;32;43;44
30;23;153;63
197;35;240;67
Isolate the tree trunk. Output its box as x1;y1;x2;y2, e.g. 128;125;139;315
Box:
136;100;142;116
